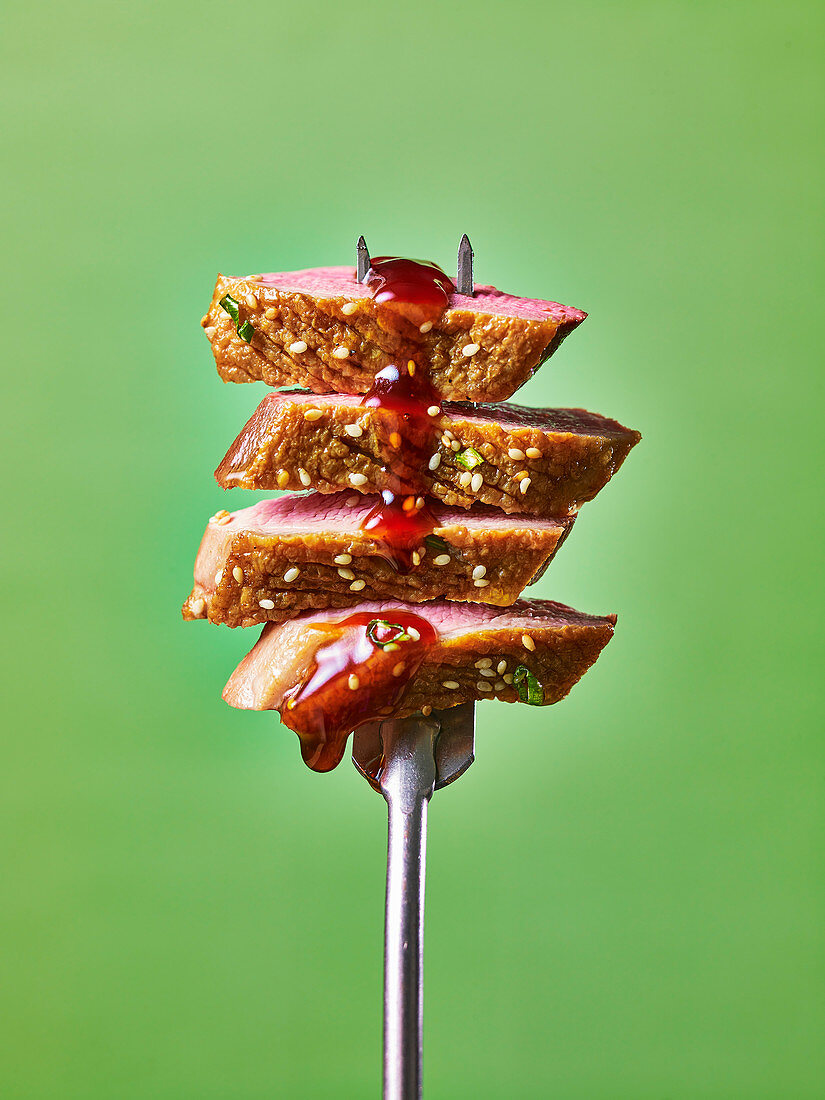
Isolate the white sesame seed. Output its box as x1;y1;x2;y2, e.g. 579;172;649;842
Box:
459;471;472;488
473;579;490;588
277;469;290;488
332;345;350;358
344;423;363;437
284;567;300;583
475;658;493;669
421;704;432;716
508;448;526;460
411;551;421;566
419;321;433;333
442;680;460;690
473;565;487;579
244;294;258;309
494;680;506;691
232;566;244;583
264;307;278;320
350;579;366;591
258;598;275;609
342;302;357;316
348;674;360;691
427;405;440;417
298;467;311;486
428;453;441;471
337;567;355;580
214;570;223;586
497;659;507;674
515;470;530;481
303;408;323;421
462;343;480;356
479;668;495;677
522;634;536;651
450;439;460;451
191;597;206;616
407;627;421;641
416;497;424;509
520;478;532;494
503;673;514;685
349;473;368;487
477;681;492;692
289;340;307;354
204;325;217;338
333;553;352;565
526;447;542;459
471;472;483;493
383;643;400;652
434;554;451;566
392;662;406;678
444;430;455;441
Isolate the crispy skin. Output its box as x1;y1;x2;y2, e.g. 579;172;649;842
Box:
183;494;574;628
203;267;586;401
216;392;641;518
223;598;616;716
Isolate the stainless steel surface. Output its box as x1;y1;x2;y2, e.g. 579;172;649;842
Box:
352;705;476;1099
456;234;474;295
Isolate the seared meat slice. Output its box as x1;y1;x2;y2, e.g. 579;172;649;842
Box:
182;493;574;628
216;392;641;518
202;267;586;400
223;597;616;718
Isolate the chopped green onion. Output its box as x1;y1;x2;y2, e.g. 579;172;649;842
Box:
513;665;544;705
424;534;450;555
219;293;255;343
366;619;412;648
455;447;483;470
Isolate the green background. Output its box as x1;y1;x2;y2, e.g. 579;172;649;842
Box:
3;1;823;1096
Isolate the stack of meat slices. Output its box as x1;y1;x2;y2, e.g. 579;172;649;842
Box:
184;254;640;771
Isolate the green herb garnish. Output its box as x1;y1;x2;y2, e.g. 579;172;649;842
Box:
219;293;255;343
513;665;544;705
455;447;483;470
424;534;451;555
366;619;412;648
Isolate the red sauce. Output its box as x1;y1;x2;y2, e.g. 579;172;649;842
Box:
365;256;454;321
279;611;438;772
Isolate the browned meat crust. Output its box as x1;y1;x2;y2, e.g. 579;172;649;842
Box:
202;269;586;401
182;494;574;628
215;392;641;518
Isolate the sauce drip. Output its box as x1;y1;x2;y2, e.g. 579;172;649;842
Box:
365;256;454;323
279;611;438;772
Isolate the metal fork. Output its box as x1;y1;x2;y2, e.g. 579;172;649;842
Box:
352;702;476;1100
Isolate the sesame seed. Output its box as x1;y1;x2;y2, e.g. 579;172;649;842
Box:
475;658;493;669
289;340;308;354
503;673;514;684
392;662;406;678
442;680;460;690
333;553;352;565
332;345;350;359
411;551;421;566
337;567;355;580
298;468;311;486
497;659;507;674
508;448;526;460
462;343;480;357
450;439;460;452
346;494;360;506
384;643;400;652
421;704;433;716
389;432;402;449
473;565;487;579
444;429;455;441
259;598;275;609
434;554;451;566
428;453;441;471
214;570;223;586
350;579;366;591
471;472;483;493
477;681;492;692
407;627;421;641
526;447;542;459
479;668;495;677
419;321;433;333
416;497;424;509
407;360;416;376
303;408;323;421
427;405;440;417
264;307;278;320
348;674;360;691
284;567;300;583
402;496;416;512
232;566;244;583
515;470;530;481
520;478;532;494
342;302;358;316
204;325;217;338
459;471;472;488
349;473;368;486
473;579;490;588
245;293;258;310
276;469;290;488
494;680;506;691
191;597;206;616
522;634;536;651
345;423;363;437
